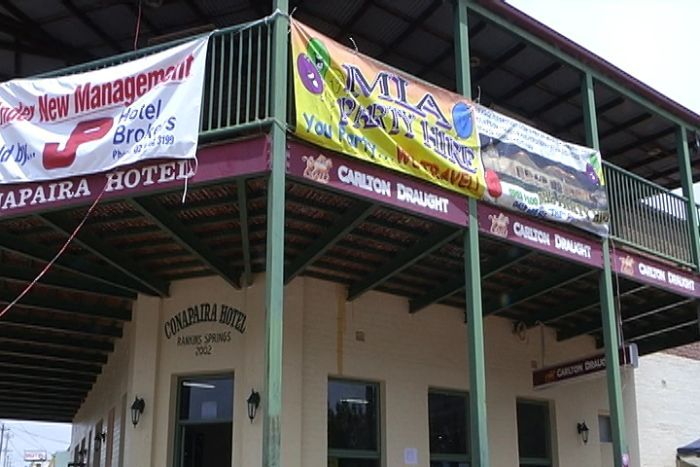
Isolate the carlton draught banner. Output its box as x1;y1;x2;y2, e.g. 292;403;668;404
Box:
291;20;609;236
291;20;486;200
0;36;209;184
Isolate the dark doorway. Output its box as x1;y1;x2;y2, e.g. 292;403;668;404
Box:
181;423;233;467
176;375;234;467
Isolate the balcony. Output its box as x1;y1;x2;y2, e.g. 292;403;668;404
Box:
1;0;699;423
35;15;700;272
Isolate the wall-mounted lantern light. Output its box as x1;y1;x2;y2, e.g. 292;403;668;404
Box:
577;421;590;444
131;396;145;427
94;432;106;451
247;389;260;422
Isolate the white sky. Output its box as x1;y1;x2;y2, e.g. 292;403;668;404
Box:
507;0;700;198
507;0;700;114
0;420;70;466
1;2;700;466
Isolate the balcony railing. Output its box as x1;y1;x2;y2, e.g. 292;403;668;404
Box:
604;162;696;267
31;16;700;271
39;18;274;141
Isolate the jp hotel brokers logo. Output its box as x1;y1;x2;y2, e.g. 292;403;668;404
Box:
42;117;114;170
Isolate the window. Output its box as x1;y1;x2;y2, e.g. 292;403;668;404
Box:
516;400;553;467
598;415;612;443
428;390;469;467
175;375;233;467
328;379;380;467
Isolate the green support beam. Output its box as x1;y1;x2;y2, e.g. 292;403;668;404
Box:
626;315;699;344
347;224;458;301
0;340;107;364
38;213;169;297
263;3;289;466
483;267;594;316
0;354;101;376
132;197;241;288
0;328;113;353
599;240;628;467
0;262;136;299
285;202;376;285
0;374;92;392
558;295;692;341
409;247;532;313
0;230;147;295
455;1;490;465
0;311;123;338
0;287;131;321
582;71;628;467
237;179;253;287
637;326;698;355
530;284;648;327
676;126;700;270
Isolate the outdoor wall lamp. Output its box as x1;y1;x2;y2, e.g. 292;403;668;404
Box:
577;421;590;444
131;396;145;427
94;432;106;451
247;389;261;422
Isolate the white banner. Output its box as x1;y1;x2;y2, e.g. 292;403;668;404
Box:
0;36;210;184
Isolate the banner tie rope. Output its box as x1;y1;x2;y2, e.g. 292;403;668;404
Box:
0;183;108;320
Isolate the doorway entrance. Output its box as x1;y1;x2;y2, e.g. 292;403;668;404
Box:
176;375;234;467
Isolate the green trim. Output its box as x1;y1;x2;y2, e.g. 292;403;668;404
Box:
516;399;553;467
428;389;470;460
328;378;382;463
285;202;376;284
603;161;689;200
466;1;700;134
347;225;459;301
36;21;256;79
38;213;169;297
132;197;241;288
173;374;234;467
262;3;289;467
483;267;593;316
456;1;490;464
599;240;629;467
583;72;628;467
676;126;700;270
199;118;275;144
581;73;600;150
236;179;253;287
328;450;380;459
0;230;146;294
537;284;647;329
409;248;532;314
558;295;690;341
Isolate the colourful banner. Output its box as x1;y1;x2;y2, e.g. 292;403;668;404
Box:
0;36;209;184
291;20;485;200
476;105;609;235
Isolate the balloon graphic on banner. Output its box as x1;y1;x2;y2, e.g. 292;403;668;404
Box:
452;101;474;139
307;38;330;78
297;54;324;94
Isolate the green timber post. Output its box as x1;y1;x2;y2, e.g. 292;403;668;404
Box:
264;2;288;467
455;1;490;466
582;72;628;467
676;126;700;270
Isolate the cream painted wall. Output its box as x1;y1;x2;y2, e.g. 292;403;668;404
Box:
636;351;700;467
70;274;641;467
